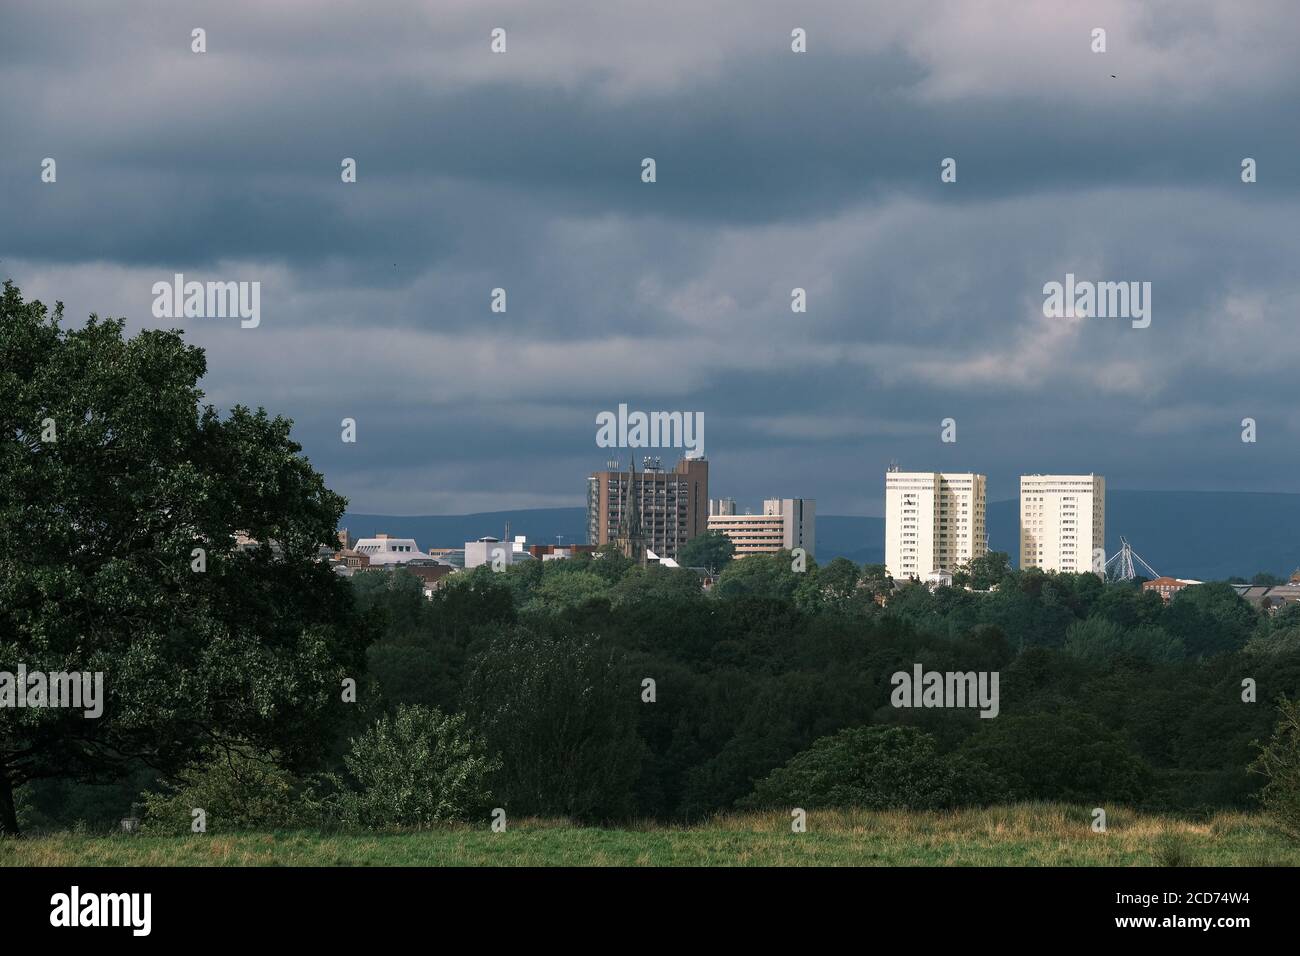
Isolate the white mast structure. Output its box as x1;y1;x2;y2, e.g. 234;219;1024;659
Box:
1103;536;1160;582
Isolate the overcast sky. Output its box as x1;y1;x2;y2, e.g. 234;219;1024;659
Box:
4;0;1299;515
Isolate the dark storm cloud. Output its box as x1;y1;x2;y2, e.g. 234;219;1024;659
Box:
3;0;1299;513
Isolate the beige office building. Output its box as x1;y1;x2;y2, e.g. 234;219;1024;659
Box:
1019;474;1105;573
884;470;987;579
707;498;815;558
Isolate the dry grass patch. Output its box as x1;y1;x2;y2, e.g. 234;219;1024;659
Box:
3;804;1297;867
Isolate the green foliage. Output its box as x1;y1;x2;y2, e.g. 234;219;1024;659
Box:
350;568;430;637
858;563;893;599
0;282;368;835
953;551;1012;590
430;572;518;638
350;543;1295;821
463;629;644;821
815;557;861;602
1063;616;1184;663
359;569;519;715
1244;627;1300;658
677;531;734;573
1269;603;1300;632
588;544;636;582
743;725;995;811
336;705;496;828
608;564;706;607
522;569;611;613
1089;584;1165;629
1250;697;1300;839
140;745;316;834
16;769;158;834
712;551;800;601
961;710;1153;804
1164;582;1258;657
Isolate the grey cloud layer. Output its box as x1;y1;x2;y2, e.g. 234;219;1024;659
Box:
3;0;1299;513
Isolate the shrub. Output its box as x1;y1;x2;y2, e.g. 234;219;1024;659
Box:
336;705;496;829
140;744;315;834
1250;696;1300;839
741;725;995;811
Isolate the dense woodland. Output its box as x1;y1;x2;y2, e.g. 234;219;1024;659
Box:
19;546;1300;831
356;550;1300;819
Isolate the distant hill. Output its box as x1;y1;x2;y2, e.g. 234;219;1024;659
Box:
343;490;1300;582
993;490;1300;581
810;515;884;567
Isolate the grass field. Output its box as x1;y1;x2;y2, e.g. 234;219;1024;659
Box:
3;804;1297;866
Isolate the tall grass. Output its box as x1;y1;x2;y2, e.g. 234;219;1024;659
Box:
2;804;1295;867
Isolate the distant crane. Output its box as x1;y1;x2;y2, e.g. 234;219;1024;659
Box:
1104;536;1160;582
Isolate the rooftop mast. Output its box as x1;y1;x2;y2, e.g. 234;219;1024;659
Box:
1104;536;1160;582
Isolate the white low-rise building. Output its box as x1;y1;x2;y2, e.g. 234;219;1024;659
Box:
352;533;433;566
464;535;531;569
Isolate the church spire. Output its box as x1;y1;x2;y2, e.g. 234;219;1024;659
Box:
615;457;647;565
624;457;641;538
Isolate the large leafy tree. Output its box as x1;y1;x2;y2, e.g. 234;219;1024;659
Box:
463;627;644;821
1164;581;1260;658
677;530;734;574
0;283;367;834
712;550;800;600
953;551;1012;590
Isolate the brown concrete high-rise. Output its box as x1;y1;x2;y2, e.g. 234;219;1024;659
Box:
587;455;708;562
